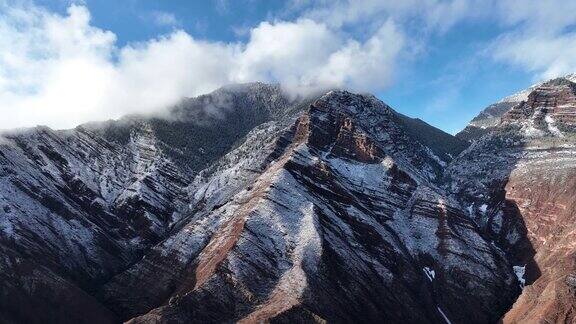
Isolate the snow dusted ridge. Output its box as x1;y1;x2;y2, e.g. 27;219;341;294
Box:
448;76;576;323
2;78;576;323
457;73;576;142
0;82;302;323
101;90;514;324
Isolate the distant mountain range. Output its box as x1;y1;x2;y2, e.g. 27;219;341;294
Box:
1;76;576;323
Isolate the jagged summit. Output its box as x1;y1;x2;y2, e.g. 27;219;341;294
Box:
502;78;576;136
457;74;576;141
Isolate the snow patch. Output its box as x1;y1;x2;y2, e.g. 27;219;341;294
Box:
479;204;488;214
437;306;452;324
327;157;392;189
524;124;544;137
544;115;564;137
513;265;526;289
466;204;474;216
423;267;435;281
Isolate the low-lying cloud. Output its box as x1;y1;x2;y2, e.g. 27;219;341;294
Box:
0;2;403;130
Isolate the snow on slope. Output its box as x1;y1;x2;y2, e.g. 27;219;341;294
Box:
113;91;516;324
457;73;576;141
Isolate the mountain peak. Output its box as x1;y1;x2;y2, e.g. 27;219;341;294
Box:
501;78;576;137
305;89;467;183
312;90;392;117
457;73;576;141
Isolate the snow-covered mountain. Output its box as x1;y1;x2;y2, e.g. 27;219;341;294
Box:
0;82;304;323
103;90;510;324
447;75;576;323
457;73;576;141
1;78;575;323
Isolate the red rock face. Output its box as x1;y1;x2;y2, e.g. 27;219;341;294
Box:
501;158;576;323
448;77;576;323
504;78;576;124
6;79;576;323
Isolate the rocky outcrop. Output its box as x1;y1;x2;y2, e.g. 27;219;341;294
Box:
109;91;513;324
447;77;576;323
457;74;576;142
503;78;576;126
2;78;575;323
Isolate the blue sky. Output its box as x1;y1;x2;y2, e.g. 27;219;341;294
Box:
36;0;288;44
1;0;575;133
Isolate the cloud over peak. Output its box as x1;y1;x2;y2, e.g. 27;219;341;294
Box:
0;2;404;129
1;0;576;130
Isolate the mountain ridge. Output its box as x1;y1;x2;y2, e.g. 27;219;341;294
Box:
1;79;575;323
457;74;576;141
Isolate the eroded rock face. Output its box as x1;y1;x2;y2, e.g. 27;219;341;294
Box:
457;73;576;142
448;77;576;323
503;79;576;125
2;79;575;324
500;157;576;324
105;91;514;324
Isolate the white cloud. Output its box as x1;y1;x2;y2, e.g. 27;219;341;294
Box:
0;2;405;130
316;21;404;91
232;19;403;95
235;19;404;95
0;4;117;130
489;0;576;81
289;0;485;33
492;34;576;80
4;0;573;131
150;11;179;27
109;31;238;116
293;0;576;82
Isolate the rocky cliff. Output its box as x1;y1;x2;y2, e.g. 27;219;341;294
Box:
448;76;576;323
456;74;576;142
1;79;575;323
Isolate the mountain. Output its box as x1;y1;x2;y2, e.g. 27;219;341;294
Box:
103;91;512;324
0;82;305;323
0;78;575;323
456;74;576;141
447;76;576;323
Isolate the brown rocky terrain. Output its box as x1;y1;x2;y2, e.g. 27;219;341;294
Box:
452;77;576;324
115;91;515;324
1;78;576;323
